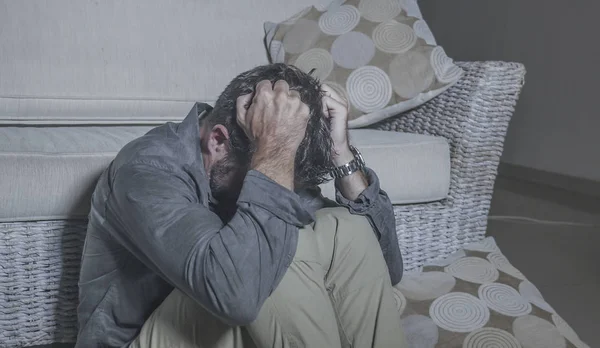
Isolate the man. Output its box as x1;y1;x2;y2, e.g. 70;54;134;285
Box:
76;64;406;348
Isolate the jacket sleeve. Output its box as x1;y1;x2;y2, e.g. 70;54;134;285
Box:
107;163;312;326
334;168;403;285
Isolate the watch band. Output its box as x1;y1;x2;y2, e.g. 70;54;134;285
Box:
330;145;366;179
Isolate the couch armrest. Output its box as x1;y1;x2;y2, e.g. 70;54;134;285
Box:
374;61;526;270
376;61;525;205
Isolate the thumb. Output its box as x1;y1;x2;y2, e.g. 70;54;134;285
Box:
323;95;346;121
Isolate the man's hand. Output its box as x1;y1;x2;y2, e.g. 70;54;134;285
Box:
322;84;368;200
321;85;354;166
236;80;310;190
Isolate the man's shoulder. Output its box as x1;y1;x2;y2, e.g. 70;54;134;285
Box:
113;122;185;173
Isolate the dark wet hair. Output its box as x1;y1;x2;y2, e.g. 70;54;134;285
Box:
203;63;334;186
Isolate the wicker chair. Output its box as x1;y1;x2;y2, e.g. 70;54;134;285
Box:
0;61;526;347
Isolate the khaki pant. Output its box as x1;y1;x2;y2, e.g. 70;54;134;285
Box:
130;207;406;348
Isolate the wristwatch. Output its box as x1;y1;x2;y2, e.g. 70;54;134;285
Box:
330;145;366;179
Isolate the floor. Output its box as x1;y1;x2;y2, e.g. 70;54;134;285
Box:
487;175;600;347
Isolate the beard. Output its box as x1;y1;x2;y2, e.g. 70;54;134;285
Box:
209;154;246;222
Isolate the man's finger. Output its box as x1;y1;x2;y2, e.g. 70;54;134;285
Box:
255;80;273;96
322;84;348;108
273;80;290;94
289;89;301;101
323;95;346;118
236;93;253;126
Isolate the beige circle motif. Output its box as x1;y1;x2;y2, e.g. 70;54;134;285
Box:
318;5;361;35
552;314;590;348
429;292;490;333
413;19;436;45
389;50;435;99
372;20;417;54
358;0;403;23
392;287;407;315
518;280;555;313
445;257;499;284
346;65;392;113
463;328;522;348
430;46;463;83
478;283;532;317
487;252;526;280
396;271;456;301
293;48;334;81
513;315;566;348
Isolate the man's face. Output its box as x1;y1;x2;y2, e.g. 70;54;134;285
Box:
209;153;247;221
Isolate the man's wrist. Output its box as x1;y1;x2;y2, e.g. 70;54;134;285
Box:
332;145;354;167
251;148;296;191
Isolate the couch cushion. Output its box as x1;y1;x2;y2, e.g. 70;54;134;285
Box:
0;0;319;125
320;129;450;204
0;127;449;222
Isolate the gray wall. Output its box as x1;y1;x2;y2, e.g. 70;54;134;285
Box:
419;0;600;182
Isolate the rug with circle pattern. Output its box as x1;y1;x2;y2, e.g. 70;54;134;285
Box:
394;237;590;348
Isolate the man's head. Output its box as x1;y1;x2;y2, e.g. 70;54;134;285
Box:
200;63;334;207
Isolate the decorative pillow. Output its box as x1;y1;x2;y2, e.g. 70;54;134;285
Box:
264;0;463;128
393;237;590;348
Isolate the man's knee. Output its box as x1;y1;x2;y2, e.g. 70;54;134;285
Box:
314;207;380;253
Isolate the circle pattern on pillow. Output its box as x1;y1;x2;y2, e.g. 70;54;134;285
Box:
346;66;392;113
413;20;436;45
429;292;490;333
283;19;322;55
389;50;435;99
372;20;417;53
478;283;532;317
400;0;423;19
463;328;521;348
402;315;439;348
331;31;375;69
445;257;500;284
358;0;403;22
513;315;566;348
318;5;361;35
271;0;463;126
431;46;463;83
294;48;334;81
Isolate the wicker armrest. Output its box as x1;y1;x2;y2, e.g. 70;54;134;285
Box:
374;61;526;271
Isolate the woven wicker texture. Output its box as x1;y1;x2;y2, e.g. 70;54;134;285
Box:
0;61;525;347
375;61;526;273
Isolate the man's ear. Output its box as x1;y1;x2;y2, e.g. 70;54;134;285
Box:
207;125;230;158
